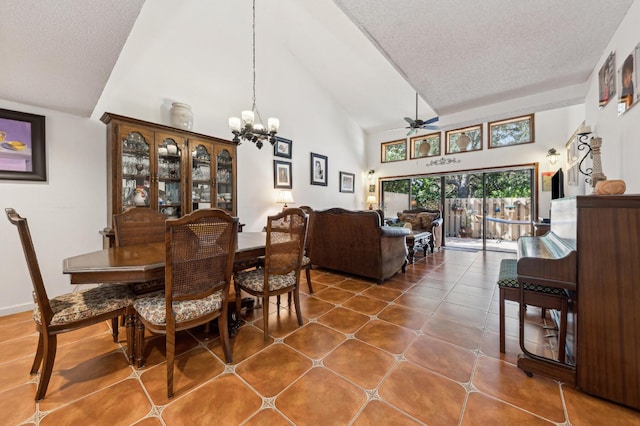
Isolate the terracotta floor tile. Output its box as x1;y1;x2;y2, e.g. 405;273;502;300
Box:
405;334;476;383
132;416;164;426
276;367;366;426
40;379;151;426
335;278;372;293
314;287;356;304
236;344;312;397
361;286;402;302
407;284;450;300
479;330;521;365
243;408;291;425
0;355;36;393
422;316;484;350
394;293;441;313
299;295;336;318
284;322;345;359
136;330;200;368
140;347;224;405
38;351;132;412
0;383;36;425
354;320;415;354
0;334;38;364
342;295;388;315
312;271;348;285
434;301;488;327
380;279;416;291
216;325;271;364
377;304;428;330
472;355;566;422
379;361;466;425
352;400;422;425
161;374;262;425
323;339;395;389
317;306;370;334
56;321;113;346
461;391;553;425
444;291;492;311
562;385;640;425
253;307;306;340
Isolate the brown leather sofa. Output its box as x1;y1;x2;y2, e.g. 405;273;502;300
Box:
396;208;444;251
306;207;410;284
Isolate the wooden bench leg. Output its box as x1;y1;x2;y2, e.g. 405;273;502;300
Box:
499;287;506;353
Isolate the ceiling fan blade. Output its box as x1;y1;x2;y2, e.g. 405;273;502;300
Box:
423;116;439;125
421;125;440;131
404;117;415;125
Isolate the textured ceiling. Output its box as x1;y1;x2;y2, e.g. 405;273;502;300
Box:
333;0;635;117
0;0;144;117
0;0;634;133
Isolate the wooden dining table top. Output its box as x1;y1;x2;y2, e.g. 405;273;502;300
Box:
63;231;267;284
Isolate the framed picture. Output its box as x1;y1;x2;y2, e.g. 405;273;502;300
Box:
618;43;639;115
381;139;407;162
541;171;553;191
273;136;292;159
488;114;534;148
273;160;292;189
445;125;482;154
368;184;375;193
310;152;327;186
598;51;616;108
410;133;440;159
0;108;46;181
339;172;355;193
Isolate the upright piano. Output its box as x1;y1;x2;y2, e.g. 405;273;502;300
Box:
516;195;640;410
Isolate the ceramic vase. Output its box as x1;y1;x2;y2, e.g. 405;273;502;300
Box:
170;102;194;130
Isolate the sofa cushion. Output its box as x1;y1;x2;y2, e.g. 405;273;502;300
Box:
418;212;439;229
397;213;422;229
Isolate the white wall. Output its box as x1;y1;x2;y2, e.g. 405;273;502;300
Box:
0;99;105;315
584;0;640;193
366;104;585;218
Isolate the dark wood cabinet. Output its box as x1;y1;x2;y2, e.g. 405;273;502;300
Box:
576;195;640;410
101;113;237;241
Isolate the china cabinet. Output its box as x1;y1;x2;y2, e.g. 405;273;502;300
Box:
101;113;237;245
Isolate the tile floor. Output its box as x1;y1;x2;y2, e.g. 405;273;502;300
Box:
1;249;639;425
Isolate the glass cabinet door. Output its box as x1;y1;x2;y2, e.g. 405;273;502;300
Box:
157;136;183;217
191;143;213;210
216;148;234;212
121;130;151;211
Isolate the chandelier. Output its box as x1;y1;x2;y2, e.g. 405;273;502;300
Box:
228;0;279;149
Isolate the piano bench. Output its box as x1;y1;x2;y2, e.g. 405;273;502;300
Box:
497;258;570;363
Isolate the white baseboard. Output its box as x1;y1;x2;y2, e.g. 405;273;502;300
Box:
0;302;33;318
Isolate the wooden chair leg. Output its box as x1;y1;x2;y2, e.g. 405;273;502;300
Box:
30;332;44;375
293;287;303;326
499;287;506;353
305;267;313;294
558;297;568;363
112;317;119;342
35;334;57;401
166;330;175;399
263;296;270;342
219;308;232;364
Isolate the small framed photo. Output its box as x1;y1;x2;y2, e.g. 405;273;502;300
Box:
273;160;292;189
488;114;534;148
598;52;616;108
445;125;482;154
410;133;440;159
0;108;47;181
273;136;292;159
618;43;639;115
541;171;553;192
339;172;355;193
310;152;327;186
368;184;375;192
381;139;407;162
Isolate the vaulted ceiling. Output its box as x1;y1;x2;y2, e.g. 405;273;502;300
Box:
1;0;634;133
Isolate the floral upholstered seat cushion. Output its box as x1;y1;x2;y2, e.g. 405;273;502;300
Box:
497;259;566;296
302;256;311;267
134;289;224;326
234;268;296;292
33;284;134;326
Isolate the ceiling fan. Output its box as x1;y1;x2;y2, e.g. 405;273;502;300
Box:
397;93;439;136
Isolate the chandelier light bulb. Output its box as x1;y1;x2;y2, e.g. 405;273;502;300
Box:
229;117;242;132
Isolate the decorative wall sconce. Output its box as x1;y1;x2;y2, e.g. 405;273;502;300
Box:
546;148;560;165
367;170;375;181
425;156;461;167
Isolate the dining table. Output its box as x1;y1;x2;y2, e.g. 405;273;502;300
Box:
63;231;267;284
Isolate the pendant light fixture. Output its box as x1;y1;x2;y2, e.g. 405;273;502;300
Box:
228;0;279;149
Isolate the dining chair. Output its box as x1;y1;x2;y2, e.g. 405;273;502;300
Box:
5;208;135;401
299;205;314;295
111;207;167;339
133;208;238;398
234;208;308;342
